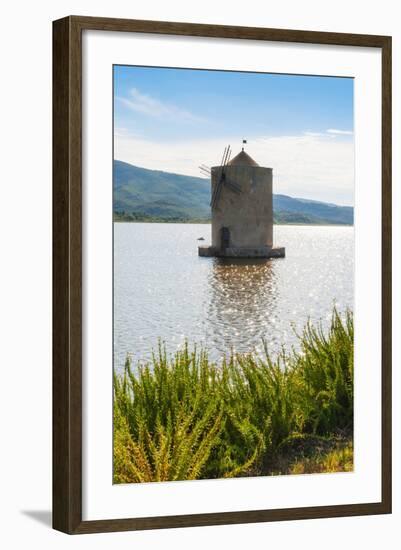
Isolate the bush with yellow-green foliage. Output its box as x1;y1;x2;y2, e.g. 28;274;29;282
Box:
290;442;353;474
114;308;353;483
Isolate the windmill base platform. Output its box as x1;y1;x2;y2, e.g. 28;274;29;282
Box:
198;245;285;259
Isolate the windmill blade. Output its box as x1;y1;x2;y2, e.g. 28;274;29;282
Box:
210;180;219;207
222;147;228;168
210;146;227;207
225;147;232;165
225;145;232;166
224;176;242;192
210;144;232;209
211;178;224;209
222;145;231;168
225;180;242;194
211;166;226;208
210;170;223;207
220;146;227;167
199;165;211;177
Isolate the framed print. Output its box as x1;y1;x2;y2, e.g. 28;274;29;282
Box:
53;16;392;534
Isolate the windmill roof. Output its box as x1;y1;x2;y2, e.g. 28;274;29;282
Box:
228;150;259;167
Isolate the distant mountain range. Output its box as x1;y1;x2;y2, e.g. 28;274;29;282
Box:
114;160;353;225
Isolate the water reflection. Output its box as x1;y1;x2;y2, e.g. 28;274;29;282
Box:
113;223;354;369
205;258;278;357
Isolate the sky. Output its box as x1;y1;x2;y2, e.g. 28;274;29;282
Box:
114;65;354;206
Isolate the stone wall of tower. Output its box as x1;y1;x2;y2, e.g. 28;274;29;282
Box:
211;164;273;250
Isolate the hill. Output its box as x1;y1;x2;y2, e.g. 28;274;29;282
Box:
114;161;210;220
273;195;353;225
114;160;353;225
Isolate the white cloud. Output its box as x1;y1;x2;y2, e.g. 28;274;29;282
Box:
115;133;354;206
326;128;353;135
303;131;325;137
118;88;206;123
114;127;139;138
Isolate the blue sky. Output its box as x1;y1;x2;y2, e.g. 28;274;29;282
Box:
114;65;354;205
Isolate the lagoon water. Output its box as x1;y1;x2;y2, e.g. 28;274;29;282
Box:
114;223;353;370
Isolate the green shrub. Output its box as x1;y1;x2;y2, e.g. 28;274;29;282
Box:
293;309;354;435
114;308;353;483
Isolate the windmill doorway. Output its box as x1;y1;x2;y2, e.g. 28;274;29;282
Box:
220;226;230;252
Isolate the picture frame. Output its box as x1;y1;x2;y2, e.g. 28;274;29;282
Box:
53;15;392;534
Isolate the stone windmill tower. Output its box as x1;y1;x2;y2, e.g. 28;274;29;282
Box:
199;143;285;258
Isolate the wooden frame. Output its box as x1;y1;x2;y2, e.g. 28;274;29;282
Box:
53;15;392;534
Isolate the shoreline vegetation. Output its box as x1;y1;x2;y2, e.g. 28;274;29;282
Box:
114;308;353;484
113;212;353;227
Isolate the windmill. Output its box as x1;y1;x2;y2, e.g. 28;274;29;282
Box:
198;142;285;259
199;145;242;210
